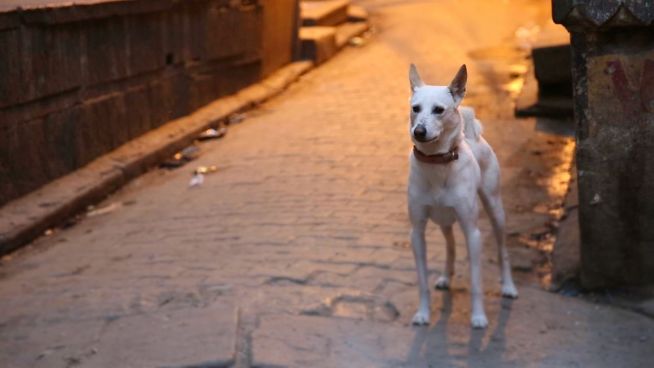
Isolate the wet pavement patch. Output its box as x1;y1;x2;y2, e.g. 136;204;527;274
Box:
301;294;399;322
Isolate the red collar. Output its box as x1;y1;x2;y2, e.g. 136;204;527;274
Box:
413;146;459;164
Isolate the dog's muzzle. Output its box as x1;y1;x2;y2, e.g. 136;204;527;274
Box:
413;125;428;141
413;126;438;143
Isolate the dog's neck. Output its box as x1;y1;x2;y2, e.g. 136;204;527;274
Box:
414;110;463;156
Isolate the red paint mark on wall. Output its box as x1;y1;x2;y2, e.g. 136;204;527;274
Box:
607;59;654;114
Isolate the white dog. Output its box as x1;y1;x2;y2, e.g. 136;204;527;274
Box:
407;64;518;329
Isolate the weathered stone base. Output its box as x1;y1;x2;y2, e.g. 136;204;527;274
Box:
571;29;654;288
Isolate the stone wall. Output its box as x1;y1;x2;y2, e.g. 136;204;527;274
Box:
554;0;654;287
0;0;297;207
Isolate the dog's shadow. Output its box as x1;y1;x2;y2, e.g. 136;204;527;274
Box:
405;291;514;367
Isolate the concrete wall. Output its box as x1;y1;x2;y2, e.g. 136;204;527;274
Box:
0;0;297;207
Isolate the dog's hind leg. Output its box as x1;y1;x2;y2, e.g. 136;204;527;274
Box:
478;188;518;299
435;225;455;290
454;202;488;329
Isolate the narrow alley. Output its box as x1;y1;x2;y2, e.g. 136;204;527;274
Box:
1;1;652;367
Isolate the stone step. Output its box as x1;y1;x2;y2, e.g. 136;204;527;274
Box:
532;23;571;86
515;63;573;118
516;22;573;118
347;4;368;22
533;44;571;86
301;0;350;26
299;26;337;64
299;20;369;64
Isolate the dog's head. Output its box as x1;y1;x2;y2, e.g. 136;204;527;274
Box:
408;64;467;144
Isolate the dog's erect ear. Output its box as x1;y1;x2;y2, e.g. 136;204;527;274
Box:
409;64;424;92
448;64;467;106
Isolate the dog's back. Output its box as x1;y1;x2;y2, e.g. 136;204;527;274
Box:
460;106;482;142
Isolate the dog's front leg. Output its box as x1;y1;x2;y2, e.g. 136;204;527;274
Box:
455;204;488;329
409;211;430;325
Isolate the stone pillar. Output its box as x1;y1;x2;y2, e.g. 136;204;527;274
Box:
553;0;654;288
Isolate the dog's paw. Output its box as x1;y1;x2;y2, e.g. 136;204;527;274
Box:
470;314;488;329
501;283;518;299
434;276;450;290
411;310;430;326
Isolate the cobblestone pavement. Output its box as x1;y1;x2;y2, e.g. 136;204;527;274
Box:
1;1;653;367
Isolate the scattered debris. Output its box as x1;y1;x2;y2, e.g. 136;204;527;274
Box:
189;165;219;188
228;113;246;125
180;145;201;159
198;126;228;141
194;166;218;175
161;145;201;169
87;202;123;217
348;36;366;47
188;173;204;188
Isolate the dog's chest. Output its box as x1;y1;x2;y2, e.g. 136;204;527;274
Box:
409;164;460;224
423;185;457;224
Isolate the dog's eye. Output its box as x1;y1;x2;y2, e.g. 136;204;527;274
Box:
432;106;445;114
412;105;421;113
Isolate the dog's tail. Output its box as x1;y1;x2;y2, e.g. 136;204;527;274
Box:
460;106;482;141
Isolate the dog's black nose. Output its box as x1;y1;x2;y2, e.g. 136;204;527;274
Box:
414;125;427;139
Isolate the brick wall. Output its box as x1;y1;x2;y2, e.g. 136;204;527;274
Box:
0;0;297;206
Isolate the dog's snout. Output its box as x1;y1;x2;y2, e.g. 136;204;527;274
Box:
414;125;427;139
